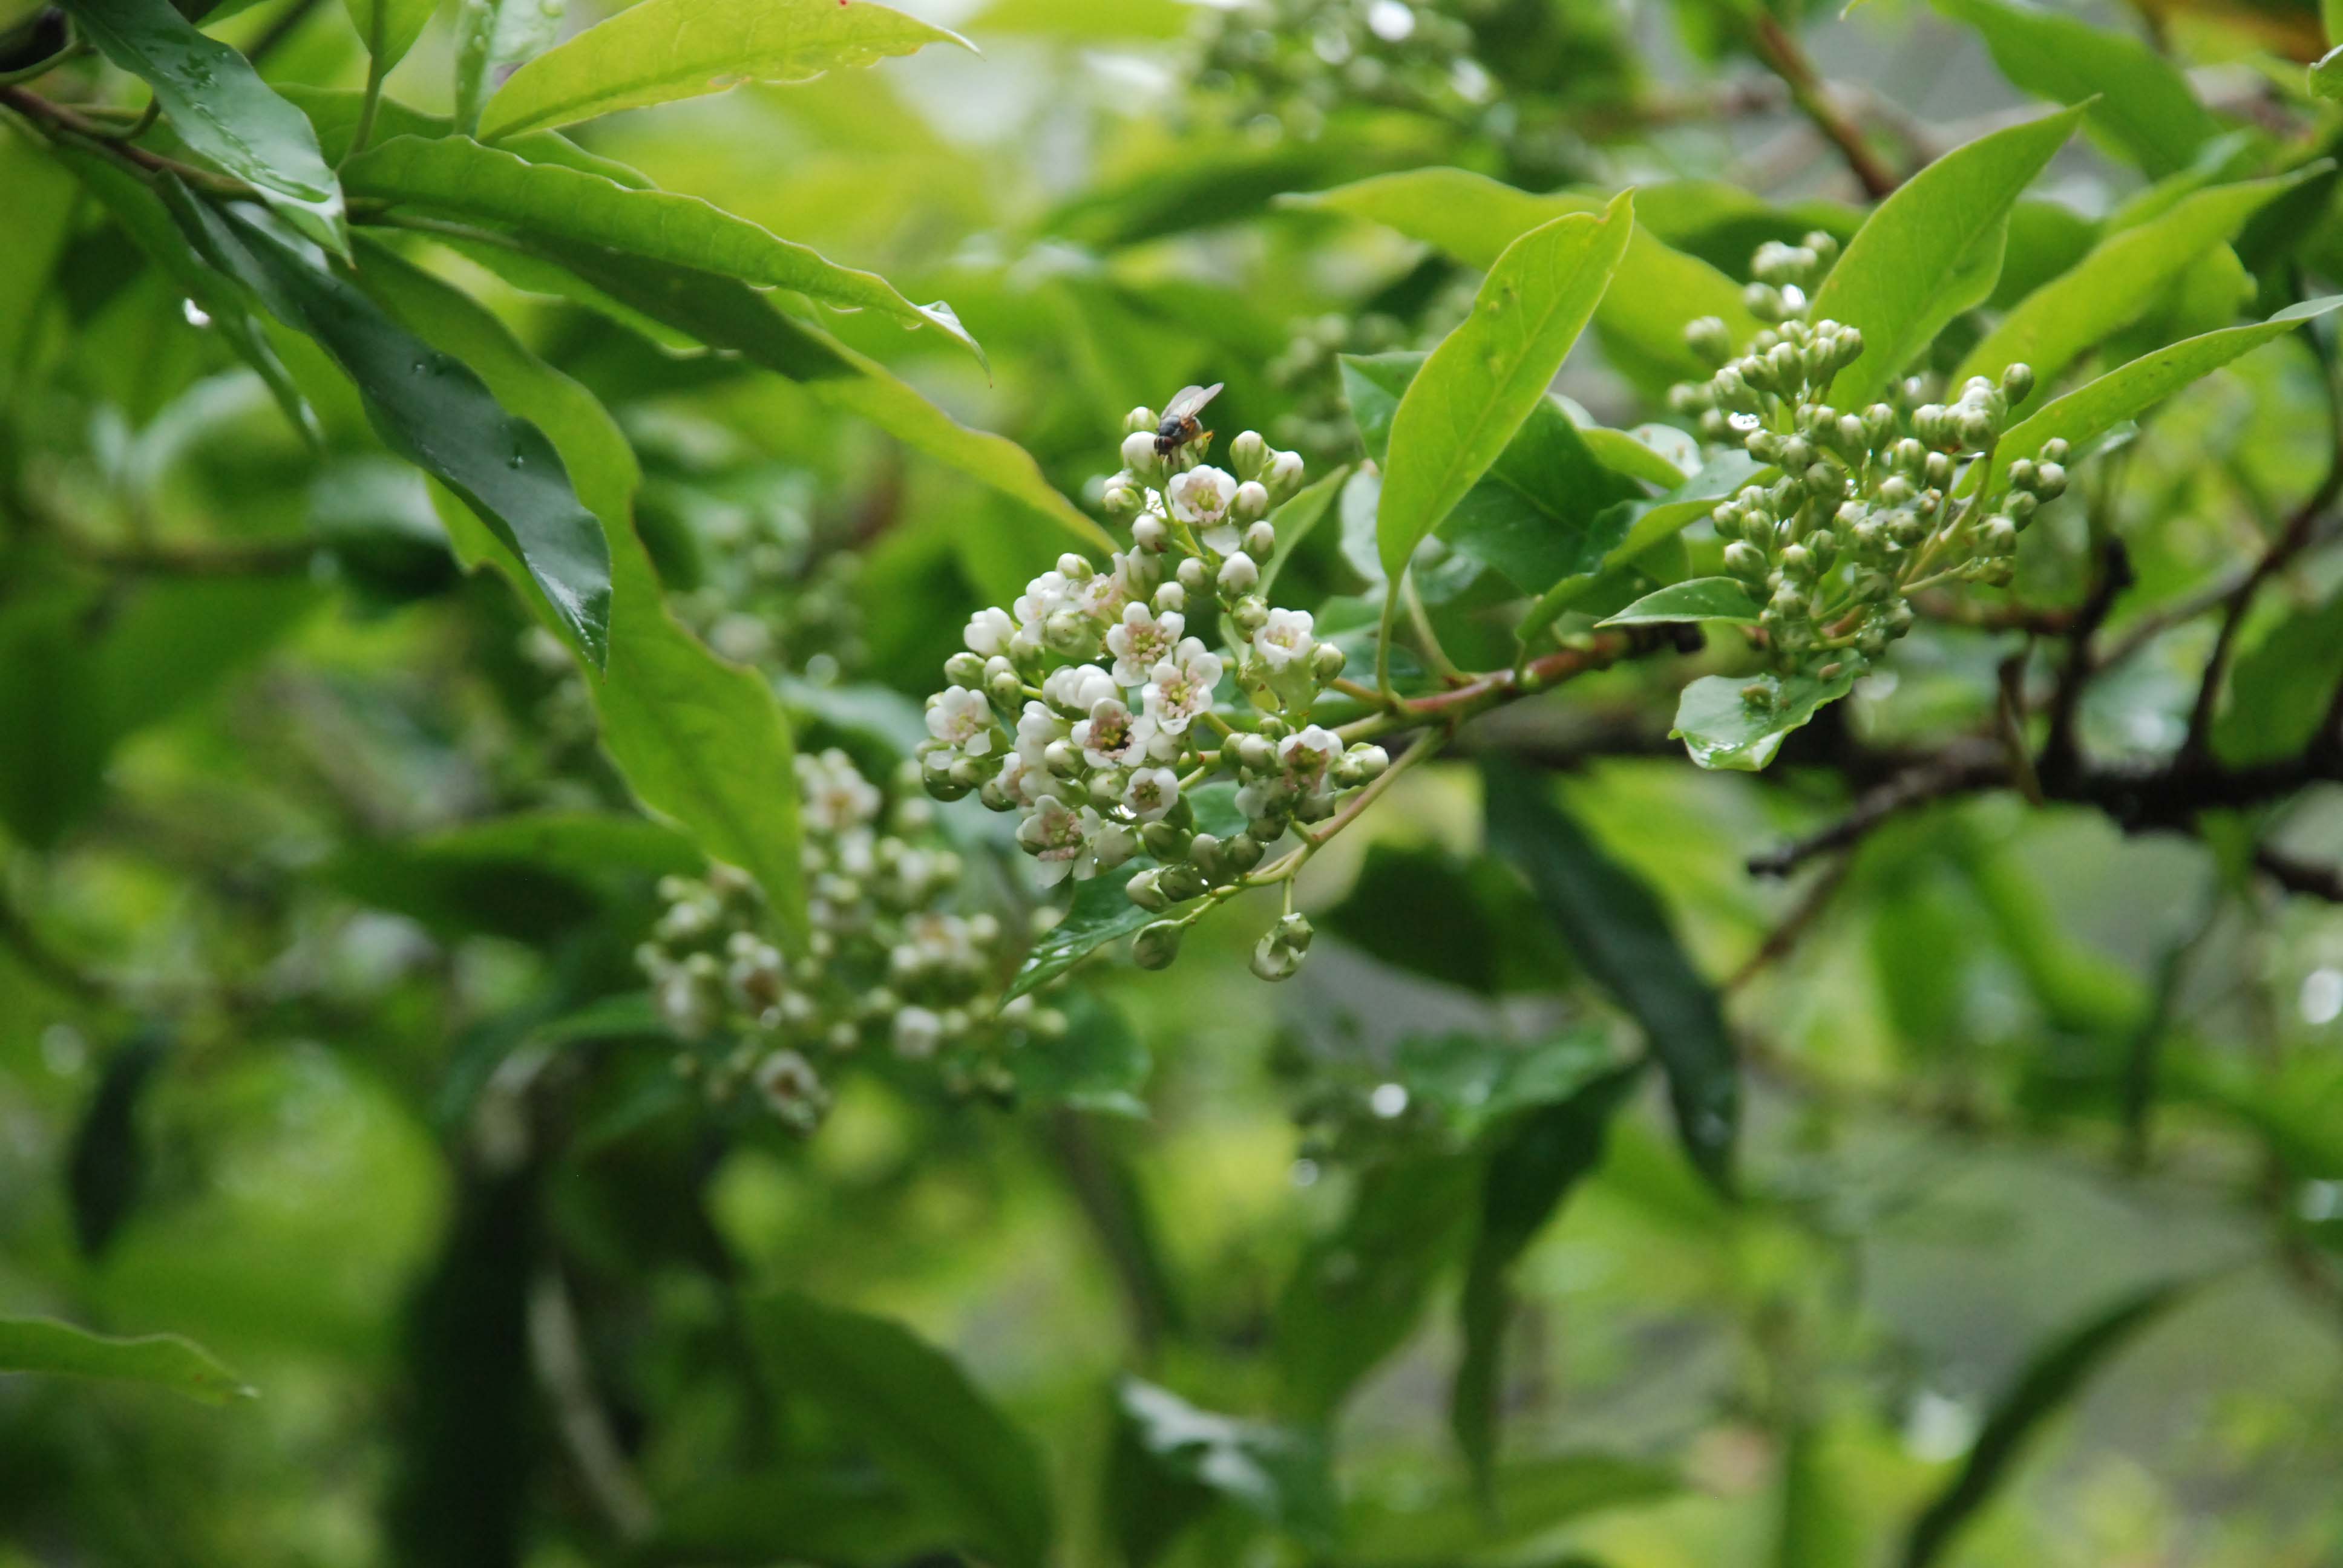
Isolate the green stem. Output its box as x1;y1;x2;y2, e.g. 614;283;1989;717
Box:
343;50;387;169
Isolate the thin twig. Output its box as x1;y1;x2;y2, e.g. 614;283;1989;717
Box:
2039;538;2134;790
2181;492;2333;766
1728;855;1852;990
1748;15;1899;198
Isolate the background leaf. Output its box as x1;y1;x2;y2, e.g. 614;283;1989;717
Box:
0;1316;253;1405
1932;0;2216;177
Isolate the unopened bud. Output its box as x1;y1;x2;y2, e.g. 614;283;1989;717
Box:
1176;557;1208;592
1132;920;1185;970
1153;581;1187;613
1233;482;1270;523
1140;819;1190;860
945;652;985;688
1125;868;1171;912
1685;315;1733;366
1311;641;1348;682
1230;430;1269;479
1125;407;1158;435
1121;430;1159;468
1244;520;1277;558
1217;551;1259;593
2001;362;2035;404
1224;832;1265;872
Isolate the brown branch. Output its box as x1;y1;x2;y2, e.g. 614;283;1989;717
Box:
2039;538;2134;791
1728;855;1852;990
2181;494;2333;766
0;85;251;195
1747;16;1899;198
1747;739;2005;877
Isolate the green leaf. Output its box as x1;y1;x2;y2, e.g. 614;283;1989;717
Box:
0;1316;254;1404
1979;296;2343;492
479;237;1112;550
1006;783;1243;1001
745;1292;1055;1568
1343;351;1643;592
2213;589;2343;766
278;86;653;184
1774;1423;1869;1568
1257;464;1348;598
454;0;566;136
1953;171;2317;399
348;238;810;942
163;197;614;667
2315;44;2343;102
1346;1451;1680;1563
1670;666;1856;772
1320;844;1574;997
1902;1281;2191;1568
0;128;76;397
343;0;434;72
1377;193;1633;580
1516;449;1765;641
50;146;318;442
1809;106;2083;405
1274;1152;1481;1421
1932;0;2214;178
1285;169;1756;382
1008;993;1151;1117
1453;1062;1643;1495
1598;576;1762;627
67;1031;168;1259
326;812;700;939
342;135;986;368
1110;1379;1337;1557
1481;757;1738;1191
477;0;975;140
60;0;348;257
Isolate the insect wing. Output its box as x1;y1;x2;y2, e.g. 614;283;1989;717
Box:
1163;382;1224;422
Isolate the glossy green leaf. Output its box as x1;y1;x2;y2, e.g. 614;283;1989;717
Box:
349;238;810;941
1257;464;1348;597
1979;295;2343;491
1517;449;1765;641
1343;351;1643;592
483;237;1111;550
454;0;566;135
1903;1281;2190;1568
1599;576;1762;627
1482;757;1738;1190
61;0;348;256
1274;1152;1481;1420
477;0;975;140
1670;665;1856;772
1285;168;1755;381
0;128;74;396
160;197;612;666
1954;171;2316;399
1377;192;1633;580
2315;44;2343;102
1809;106;2083;405
342;0;434;72
1321;844;1575;997
51;148;318;442
344;135;985;367
280;86;652;183
0;1316;254;1404
1110;1379;1337;1556
1453;1060;1643;1493
746;1292;1055;1568
1932;0;2214;177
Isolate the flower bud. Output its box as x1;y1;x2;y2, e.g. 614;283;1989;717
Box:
1224;832;1265;872
1923;452;1954;488
1121;430;1159;468
1124;868;1171;911
1311;641;1348;682
1724;541;1769;582
1244;520;1277;559
1745;282;1786;323
1981;515;2018;556
945;652;985;688
1217;551;1260;593
1132;920;1185;970
2034;462;2066;499
1104;483;1141;518
1233;481;1270;524
1140;819;1190;860
1233;732;1276;772
2005;491;2038;524
1158;862;1209;903
1685;315;1734;366
1045;609;1093;655
1231;595;1269;635
2001;362;2035;405
1153;581;1187;613
947;756;988;789
1188;833;1227;880
1088;771;1125;808
1266;451;1305;492
1230;430;1269;479
1043;739;1081;779
1126;407;1158;435
1780;543;1815;580
1956;408;1996;448
986;668;1023;705
1132;516;1170;552
2040;438;2070;465
1276;912;1314;952
1176;557;1208;592
1250;929;1305;981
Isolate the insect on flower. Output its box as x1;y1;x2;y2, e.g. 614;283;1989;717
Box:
1153;381;1225;459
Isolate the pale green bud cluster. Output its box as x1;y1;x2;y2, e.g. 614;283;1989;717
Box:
1666;238;2071;702
638;749;1061;1128
919;396;1383;984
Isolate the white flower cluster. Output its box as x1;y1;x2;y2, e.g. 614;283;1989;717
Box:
637;748;1063;1128
917;399;1391;979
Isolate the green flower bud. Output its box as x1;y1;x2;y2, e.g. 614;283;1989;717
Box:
1224;832;1265;872
1188;833;1227;880
1745;283;1786;323
1956;408;1996;448
1088;771;1126;808
1158;862;1209;903
1804;232;1840;269
2006;458;2037;492
1233;732;1276;772
1981;515;2018;555
1125;406;1158;435
1779;435;1815;471
986;668;1023;705
1780;543;1815;580
1311;641;1348;683
2040;438;2071;465
1043;739;1081;779
1724;541;1769;581
1058;553;1093;581
2001;362;2035;404
1176;557;1208;593
2005;491;2038;525
1244;520;1277;558
1230;429;1269;480
1133;920;1185;970
1669;383;1712;416
2034;462;2066;499
1250;929;1305;982
1685;315;1734;366
1044;609;1093;655
1125;868;1171;912
1923;452;1954;488
1153;581;1187;613
945;652;986;688
1140;819;1191;860
1276;912;1314;952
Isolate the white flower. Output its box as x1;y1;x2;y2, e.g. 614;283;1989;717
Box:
1123;766;1181;821
1018;792;1106;885
1106;603;1185;685
893;1005;943;1059
1072;696;1155;768
1169;466;1239;550
925;687;995;756
1278;724;1341;785
797;748;885;833
1073;567;1130;623
1252;607;1315;671
1142;637;1223;734
1014;570;1073;629
1015;700;1070;774
963;606;1015;658
1043;662;1118;716
996;748;1040;806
